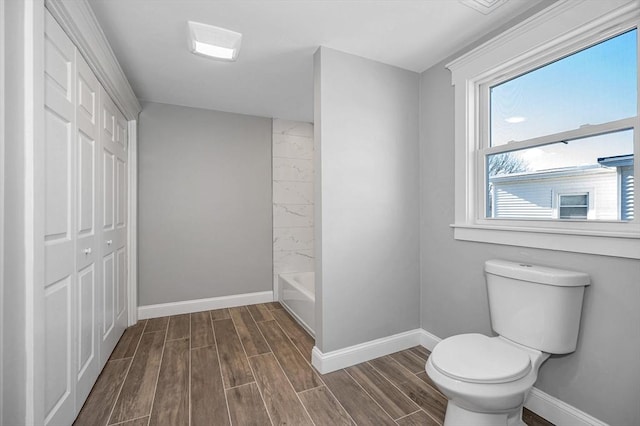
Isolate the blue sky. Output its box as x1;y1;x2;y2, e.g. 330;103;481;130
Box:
490;29;636;171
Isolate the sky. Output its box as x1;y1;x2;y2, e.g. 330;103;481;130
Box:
490;29;636;172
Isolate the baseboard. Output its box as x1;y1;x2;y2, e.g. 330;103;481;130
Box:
418;328;441;351
311;329;424;374
525;387;608;426
137;290;274;319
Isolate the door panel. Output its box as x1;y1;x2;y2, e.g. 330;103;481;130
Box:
44;11;76;426
77;131;94;235
103;150;115;230
77;265;95;375
116;158;126;228
44;109;71;238
100;88;128;363
44;277;73;425
75;52;101;407
117;247;127;317
103;252;115;339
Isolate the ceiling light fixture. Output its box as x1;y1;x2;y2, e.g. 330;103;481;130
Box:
188;21;242;61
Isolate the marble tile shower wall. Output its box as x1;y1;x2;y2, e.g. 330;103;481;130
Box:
272;119;315;293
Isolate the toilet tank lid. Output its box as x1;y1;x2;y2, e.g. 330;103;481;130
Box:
485;259;590;287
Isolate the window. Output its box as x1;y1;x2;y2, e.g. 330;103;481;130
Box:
558;194;589;219
447;1;639;259
485;30;636;222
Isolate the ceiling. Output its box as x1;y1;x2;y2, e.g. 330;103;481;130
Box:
88;0;545;122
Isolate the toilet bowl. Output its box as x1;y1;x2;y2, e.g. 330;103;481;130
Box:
425;260;590;426
426;334;549;426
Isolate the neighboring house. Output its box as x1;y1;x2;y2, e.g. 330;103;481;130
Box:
489;154;634;221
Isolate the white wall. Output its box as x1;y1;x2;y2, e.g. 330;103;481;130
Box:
272;119;315;295
137;102;273;306
314;47;421;352
420;55;640;426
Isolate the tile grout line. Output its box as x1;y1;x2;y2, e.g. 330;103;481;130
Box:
362;357;423;415
104;321;147;426
393;409;422;424
368;355;443;425
230;306;275;426
343;365;402;423
255;319;317;426
109;414;150;426
270;311;315;370
145;318;170;424
265;317;356;426
211;310;233;426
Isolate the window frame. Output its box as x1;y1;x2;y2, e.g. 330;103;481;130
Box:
447;0;640;259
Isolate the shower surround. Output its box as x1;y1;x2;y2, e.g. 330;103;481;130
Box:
272;119;315;298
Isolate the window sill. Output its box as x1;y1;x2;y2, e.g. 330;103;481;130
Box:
451;223;640;259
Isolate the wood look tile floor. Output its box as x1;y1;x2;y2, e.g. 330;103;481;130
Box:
74;302;554;426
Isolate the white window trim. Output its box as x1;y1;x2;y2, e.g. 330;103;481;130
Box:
448;0;640;259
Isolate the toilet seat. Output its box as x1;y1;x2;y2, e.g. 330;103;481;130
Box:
431;334;531;384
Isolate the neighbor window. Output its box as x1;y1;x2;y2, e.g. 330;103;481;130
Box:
447;1;639;258
558;194;589;219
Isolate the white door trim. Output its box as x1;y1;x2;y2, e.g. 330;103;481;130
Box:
0;0;5;420
26;1;46;424
127;120;138;326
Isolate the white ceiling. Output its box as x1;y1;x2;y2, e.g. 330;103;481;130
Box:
88;0;545;122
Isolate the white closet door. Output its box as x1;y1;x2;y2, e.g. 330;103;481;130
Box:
75;51;101;408
43;11;77;426
100;87;128;365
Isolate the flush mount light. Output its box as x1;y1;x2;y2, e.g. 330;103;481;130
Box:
505;116;526;124
188;21;242;61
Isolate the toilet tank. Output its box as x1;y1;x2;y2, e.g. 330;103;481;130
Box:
485;259;590;354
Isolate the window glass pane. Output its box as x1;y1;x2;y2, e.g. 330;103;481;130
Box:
560;195;588;206
490;29;637;147
559;206;588;219
486;130;634;220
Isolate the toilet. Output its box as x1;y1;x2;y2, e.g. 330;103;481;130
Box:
426;259;590;426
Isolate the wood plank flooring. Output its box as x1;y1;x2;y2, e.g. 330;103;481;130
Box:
74;302;554;426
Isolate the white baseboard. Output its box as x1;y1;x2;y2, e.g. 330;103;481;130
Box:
525;387;608;426
418;328;441;351
137;290;274;319
311;328;424;374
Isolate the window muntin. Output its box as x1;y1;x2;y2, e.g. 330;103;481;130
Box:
490;29;637;147
483;30;637;222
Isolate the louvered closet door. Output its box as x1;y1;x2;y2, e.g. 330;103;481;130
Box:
100;87;128;365
43;11;77;426
75;51;102;408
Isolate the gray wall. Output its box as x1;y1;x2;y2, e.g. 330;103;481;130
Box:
138;102;273;306
420;54;640;426
2;0;27;423
314;47;420;352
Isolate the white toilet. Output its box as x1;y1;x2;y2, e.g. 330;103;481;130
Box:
426;259;590;426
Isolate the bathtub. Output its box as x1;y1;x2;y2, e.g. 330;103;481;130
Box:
278;272;315;337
